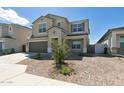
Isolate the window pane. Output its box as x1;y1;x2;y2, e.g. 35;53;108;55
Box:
39;29;42;32
78;27;83;32
72;41;81;49
78;23;84;31
78;24;82;27
43;28;46;32
120;36;124;42
72;24;77;32
72;28;77;32
77;45;81;49
120;42;124;48
72;45;75;49
39;23;46;32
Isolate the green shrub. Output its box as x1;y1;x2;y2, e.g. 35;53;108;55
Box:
52;40;70;69
3;48;13;55
36;53;42;59
8;49;12;54
11;48;15;53
3;49;8;55
60;65;73;75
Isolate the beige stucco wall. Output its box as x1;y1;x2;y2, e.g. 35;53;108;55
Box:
46;14;69;32
0;25;2;37
99;29;124;54
53;18;69;32
2;24;32;52
0;24;9;38
47;27;65;52
32;17;53;37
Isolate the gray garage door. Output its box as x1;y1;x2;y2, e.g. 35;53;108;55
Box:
0;42;2;53
29;41;48;53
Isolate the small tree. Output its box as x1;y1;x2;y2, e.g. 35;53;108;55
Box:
52;40;70;69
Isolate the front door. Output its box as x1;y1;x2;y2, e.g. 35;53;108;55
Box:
22;45;26;52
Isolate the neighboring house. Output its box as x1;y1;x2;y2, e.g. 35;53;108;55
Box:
0;24;32;53
28;14;90;53
97;27;124;54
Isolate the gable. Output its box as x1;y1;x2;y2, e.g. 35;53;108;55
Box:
32;16;53;24
48;27;63;38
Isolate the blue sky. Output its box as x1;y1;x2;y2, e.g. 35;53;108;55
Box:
0;7;124;44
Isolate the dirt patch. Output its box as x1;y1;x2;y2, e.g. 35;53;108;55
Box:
18;56;124;85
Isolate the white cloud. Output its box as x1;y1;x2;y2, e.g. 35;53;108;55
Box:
0;8;29;26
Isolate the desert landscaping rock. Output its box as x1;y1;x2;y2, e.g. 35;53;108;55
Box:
18;56;124;85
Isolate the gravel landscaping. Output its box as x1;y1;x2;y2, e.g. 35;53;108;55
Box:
18;55;124;85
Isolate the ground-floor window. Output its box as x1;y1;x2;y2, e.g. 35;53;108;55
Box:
120;36;124;48
72;41;81;49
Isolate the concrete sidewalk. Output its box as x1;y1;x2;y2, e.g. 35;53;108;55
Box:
0;73;78;86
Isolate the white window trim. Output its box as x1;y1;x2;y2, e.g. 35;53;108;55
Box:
72;41;81;50
71;23;84;33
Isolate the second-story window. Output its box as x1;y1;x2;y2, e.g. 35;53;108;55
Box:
39;23;46;33
72;23;84;32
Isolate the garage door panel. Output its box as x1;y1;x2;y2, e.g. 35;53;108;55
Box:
29;42;48;53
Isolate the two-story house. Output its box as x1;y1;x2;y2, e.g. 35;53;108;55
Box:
0;24;32;53
28;14;90;53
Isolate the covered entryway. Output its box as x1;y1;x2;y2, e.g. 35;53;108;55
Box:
0;42;2;53
22;45;26;52
29;41;48;53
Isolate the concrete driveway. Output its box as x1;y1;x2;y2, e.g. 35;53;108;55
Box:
0;53;32;64
0;64;27;82
0;53;77;86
